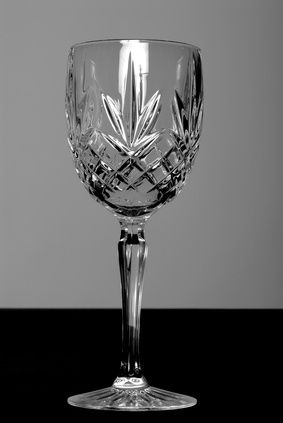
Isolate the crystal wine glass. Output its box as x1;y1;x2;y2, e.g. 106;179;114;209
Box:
65;39;203;411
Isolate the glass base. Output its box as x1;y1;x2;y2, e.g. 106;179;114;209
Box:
67;385;197;411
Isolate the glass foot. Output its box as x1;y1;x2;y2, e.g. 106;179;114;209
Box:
67;385;197;411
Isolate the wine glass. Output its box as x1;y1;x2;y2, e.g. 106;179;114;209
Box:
65;39;203;411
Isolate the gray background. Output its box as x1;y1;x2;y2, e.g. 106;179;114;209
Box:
0;0;282;308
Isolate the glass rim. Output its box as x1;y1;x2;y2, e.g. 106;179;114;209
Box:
70;38;201;51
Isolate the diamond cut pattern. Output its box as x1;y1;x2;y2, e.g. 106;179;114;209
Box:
74;95;190;212
66;45;203;216
77;132;187;204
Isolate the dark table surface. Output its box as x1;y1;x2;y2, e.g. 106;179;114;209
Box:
0;309;281;421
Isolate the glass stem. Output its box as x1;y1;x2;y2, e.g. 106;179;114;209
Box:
113;219;148;389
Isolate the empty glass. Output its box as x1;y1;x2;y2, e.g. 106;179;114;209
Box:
65;39;203;411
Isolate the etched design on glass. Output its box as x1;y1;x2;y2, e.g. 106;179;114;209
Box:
101;90;162;152
170;51;204;173
68;385;196;411
65;39;203;412
65;45;203;218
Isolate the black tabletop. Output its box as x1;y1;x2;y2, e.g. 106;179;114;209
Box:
0;309;281;420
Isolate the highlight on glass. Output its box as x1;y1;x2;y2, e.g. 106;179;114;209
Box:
65;38;203;411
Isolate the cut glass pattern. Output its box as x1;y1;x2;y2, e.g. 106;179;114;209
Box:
65;38;203;412
66;41;203;218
